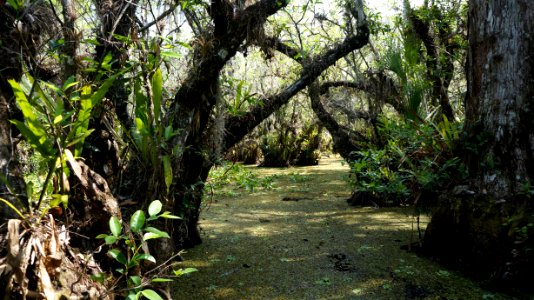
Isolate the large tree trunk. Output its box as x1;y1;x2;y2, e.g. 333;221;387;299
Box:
423;0;534;289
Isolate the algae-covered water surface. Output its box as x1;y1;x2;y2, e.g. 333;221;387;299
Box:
173;157;513;299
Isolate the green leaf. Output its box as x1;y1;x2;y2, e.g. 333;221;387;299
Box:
11;120;52;156
8;80;53;155
133;253;156;264
142;232;159;241
143;231;168;241
105;235;118;245
144;227;170;238
109;216;122;237
127;260;140;269
158;211;181;219
0;197;26;220
148;200;162;217
126;294;138;300
173;268;198;276
161;51;182;59
66;129;95;148
108;249;128;265
151;278;173;283
140;289;164;300
96;234;108;239
6;0;21;10
130;210;146;233
62;76;78;91
152;68;162;123
162;155;172;194
90;272;106;283
129;275;142;287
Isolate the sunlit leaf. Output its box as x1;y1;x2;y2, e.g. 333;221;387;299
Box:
158;211;181;219
173;267;198;276
109;216;122;237
152;68;162;123
161;51;182;59
105;235;118;245
130;210;146;233
148;200;162;217
140;289;164;300
133;253;156;264
108;249;127;265
144;227;170;238
129;275;142;287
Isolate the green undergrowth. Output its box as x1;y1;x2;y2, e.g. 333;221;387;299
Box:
177;158;513;299
205;162;278;197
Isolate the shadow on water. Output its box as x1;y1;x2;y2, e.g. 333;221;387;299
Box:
172;158;513;299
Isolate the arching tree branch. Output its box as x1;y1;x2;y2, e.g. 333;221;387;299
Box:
223;20;370;152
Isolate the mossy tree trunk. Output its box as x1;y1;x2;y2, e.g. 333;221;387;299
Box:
423;0;534;288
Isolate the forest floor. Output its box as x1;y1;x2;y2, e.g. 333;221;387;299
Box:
172;157;512;299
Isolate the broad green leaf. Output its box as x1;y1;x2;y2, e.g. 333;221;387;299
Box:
91;74;117;106
143;227;169;241
140;289;164;300
105;235;118;245
129;275;142;287
50;194;68;208
130;210;146;233
152;68;162;123
163;125;179;141
8;80;51;154
108;249;127;265
143;232;164;241
53;114;64;124
162;155;172;194
95;234;108;239
133;253;156;264
148;200;162;217
109;216;122;237
144;227;170;238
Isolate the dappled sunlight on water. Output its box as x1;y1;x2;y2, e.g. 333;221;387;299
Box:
173;157;511;299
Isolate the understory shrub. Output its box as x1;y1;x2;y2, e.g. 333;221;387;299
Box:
206;162;275;197
347;117;467;207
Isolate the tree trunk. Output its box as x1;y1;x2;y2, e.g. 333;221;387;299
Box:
423;0;534;289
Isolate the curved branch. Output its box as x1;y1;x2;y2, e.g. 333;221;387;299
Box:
222;23;369;152
261;37;303;63
309;81;367;160
139;2;180;33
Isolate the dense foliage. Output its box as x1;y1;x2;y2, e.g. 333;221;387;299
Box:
347;117;465;208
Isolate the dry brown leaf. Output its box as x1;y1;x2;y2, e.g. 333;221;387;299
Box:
38;258;56;300
7;219;21;265
65;149;86;186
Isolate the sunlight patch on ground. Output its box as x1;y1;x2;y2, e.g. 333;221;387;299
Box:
173;157;512;299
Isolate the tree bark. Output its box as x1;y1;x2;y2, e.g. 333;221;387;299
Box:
423;0;534;288
168;0;369;248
